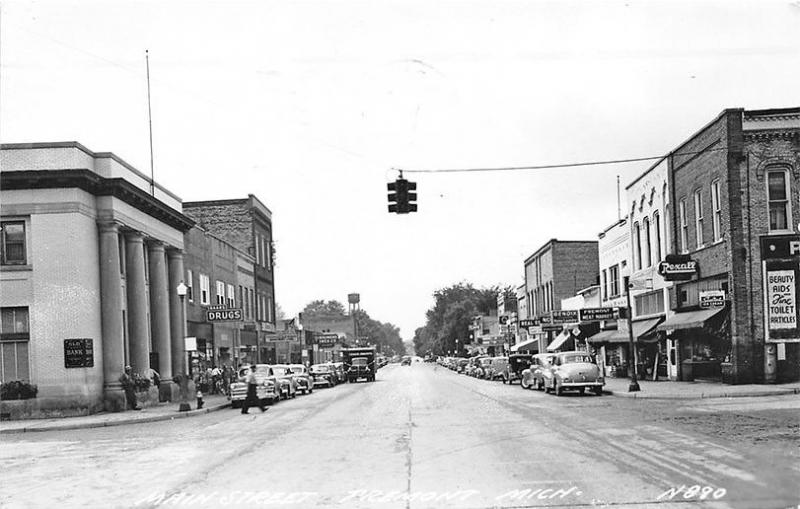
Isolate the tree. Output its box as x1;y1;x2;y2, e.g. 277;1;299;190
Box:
413;282;507;356
302;300;347;319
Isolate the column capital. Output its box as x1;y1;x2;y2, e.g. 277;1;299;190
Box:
148;240;166;253
166;248;184;260
124;230;145;243
98;221;121;234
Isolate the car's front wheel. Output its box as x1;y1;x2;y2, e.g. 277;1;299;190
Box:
521;377;530;389
594;386;603;396
555;379;563;396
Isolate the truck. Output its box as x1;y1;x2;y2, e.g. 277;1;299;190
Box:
341;347;377;383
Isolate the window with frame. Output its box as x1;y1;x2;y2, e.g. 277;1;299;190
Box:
199;274;210;305
679;199;688;253
227;283;235;308
265;239;271;270
609;265;620;297
711;180;722;241
643;217;652;268
267;296;273;323
1;221;26;265
653;212;661;262
634;290;665;317
186;269;194;302
767;169;791;231
602;270;608;300
1;307;30;382
694;189;704;248
215;281;226;305
633;222;642;270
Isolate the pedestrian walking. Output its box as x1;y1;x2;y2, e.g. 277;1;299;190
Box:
241;364;266;414
119;366;141;410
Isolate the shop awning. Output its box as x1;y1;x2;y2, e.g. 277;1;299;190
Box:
587;318;662;344
546;330;571;352
511;338;539;352
656;308;726;331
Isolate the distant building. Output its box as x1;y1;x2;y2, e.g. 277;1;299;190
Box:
183;196;277;361
523;239;599;352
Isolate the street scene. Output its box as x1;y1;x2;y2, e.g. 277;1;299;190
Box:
1;1;800;508
2;362;799;509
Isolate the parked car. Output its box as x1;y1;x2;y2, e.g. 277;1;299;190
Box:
456;358;470;373
288;364;313;394
488;356;508;381
401;356;412;366
476;357;493;379
521;353;555;390
228;364;280;408
271;364;299;399
310;363;336;388
545;351;604;396
503;353;532;384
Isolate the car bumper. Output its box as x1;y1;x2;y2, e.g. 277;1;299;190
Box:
561;381;604;388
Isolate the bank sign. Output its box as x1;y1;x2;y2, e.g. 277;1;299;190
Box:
761;234;800;342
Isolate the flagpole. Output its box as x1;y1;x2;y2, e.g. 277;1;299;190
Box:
146;49;155;196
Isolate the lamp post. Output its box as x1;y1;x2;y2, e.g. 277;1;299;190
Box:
624;276;640;392
455;339;459;356
175;281;191;411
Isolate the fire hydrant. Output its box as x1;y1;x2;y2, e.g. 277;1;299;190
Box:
196;390;204;410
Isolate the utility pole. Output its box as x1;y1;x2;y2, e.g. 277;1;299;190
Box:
624;276;640;392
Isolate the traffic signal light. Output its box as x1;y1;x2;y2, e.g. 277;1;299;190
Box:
387;177;417;214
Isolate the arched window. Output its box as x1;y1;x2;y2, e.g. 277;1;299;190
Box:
643;217;652;268
767;168;792;232
634;222;642;270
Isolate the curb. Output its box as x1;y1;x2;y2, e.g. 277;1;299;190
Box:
603;387;800;400
0;401;231;434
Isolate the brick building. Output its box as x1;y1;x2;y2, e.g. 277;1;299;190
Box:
183;225;258;371
182;196;277;358
0;142;194;416
656;107;800;384
523;239;599;352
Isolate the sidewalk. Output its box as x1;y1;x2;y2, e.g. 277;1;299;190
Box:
603;377;800;399
0;394;231;434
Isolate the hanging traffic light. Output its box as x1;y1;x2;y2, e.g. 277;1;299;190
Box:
387;177;417;214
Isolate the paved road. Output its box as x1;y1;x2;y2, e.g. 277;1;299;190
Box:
1;364;798;509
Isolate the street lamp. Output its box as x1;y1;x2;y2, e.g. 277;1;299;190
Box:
455;339;459;356
623;276;640;392
175;281;191;411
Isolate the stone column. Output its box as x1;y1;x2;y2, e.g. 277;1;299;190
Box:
168;249;187;377
99;222;126;412
148;241;172;401
125;232;151;376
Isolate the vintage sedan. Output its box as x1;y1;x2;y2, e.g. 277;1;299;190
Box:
475;357;494;379
545;351;604;396
228;364;280;407
271;364;299;399
288;364;314;394
309;363;336;388
520;353;555;390
488;356;508;381
503;353;532;384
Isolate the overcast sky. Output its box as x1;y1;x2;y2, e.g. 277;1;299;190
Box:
2;0;799;339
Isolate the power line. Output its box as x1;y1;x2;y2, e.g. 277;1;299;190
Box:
400;146;730;174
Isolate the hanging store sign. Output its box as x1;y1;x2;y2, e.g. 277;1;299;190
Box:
766;270;797;330
518;319;537;328
658;254;698;281
206;307;243;322
699;290;726;309
551;310;579;324
315;333;339;347
579;307;620;322
760;234;800;260
64;338;93;368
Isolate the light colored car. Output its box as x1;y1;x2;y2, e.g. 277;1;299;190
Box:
545;351;604;396
488;357;508;381
228;365;280;407
271;364;299;399
288;364;313;394
310;363;336;388
476;357;493;379
521;353;555;390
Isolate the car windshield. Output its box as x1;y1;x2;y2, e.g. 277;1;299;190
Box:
352;358;368;366
562;354;594;364
310;365;330;373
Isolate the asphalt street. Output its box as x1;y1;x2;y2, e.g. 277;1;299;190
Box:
1;363;798;509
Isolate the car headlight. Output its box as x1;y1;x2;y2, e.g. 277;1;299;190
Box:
562;377;571;383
